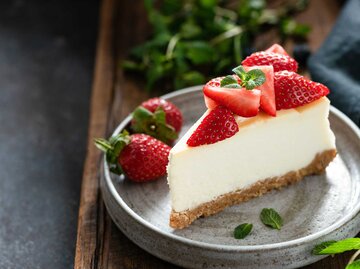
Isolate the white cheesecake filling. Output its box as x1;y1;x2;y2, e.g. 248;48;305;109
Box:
167;97;336;213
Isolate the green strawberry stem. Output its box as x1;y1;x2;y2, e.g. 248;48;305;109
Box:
131;106;178;144
220;65;265;90
94;130;131;175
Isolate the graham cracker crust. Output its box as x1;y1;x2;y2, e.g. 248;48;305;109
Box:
170;149;337;229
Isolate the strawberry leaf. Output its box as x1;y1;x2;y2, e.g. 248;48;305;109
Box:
132;106;178;144
94;131;131;175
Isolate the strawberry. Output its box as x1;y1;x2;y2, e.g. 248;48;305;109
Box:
274;71;330;110
203;76;241;110
94;132;170;182
204;66;270;117
131;98;183;144
242;51;298;72
204;86;261;117
187;106;239;147
244;65;276;116
265;44;289;56
140;98;182;132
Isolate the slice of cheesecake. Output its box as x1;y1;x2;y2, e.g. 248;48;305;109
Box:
167;45;336;229
167;97;336;229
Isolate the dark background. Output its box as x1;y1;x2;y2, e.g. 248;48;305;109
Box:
0;0;99;268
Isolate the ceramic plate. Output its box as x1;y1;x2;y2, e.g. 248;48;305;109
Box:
101;86;360;269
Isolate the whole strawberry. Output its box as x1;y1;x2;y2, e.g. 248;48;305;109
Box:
131;98;183;144
94;131;170;182
274;71;330;110
242;51;298;72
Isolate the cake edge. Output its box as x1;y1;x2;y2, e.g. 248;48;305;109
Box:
169;149;337;229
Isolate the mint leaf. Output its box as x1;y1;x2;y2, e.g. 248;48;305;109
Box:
317;238;360;255
223;83;241;89
260;208;283;230
312;241;337;255
232;66;247;80
246;69;266;88
234;223;253;239
220;75;238;87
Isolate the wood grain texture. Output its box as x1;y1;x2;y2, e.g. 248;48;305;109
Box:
74;0;356;268
74;0;116;268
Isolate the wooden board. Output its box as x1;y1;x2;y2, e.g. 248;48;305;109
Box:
74;0;356;268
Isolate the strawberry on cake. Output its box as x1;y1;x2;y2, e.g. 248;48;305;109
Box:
167;44;337;229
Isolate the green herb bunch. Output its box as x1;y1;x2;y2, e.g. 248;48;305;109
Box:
123;0;310;91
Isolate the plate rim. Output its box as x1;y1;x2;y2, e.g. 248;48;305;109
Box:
104;85;360;251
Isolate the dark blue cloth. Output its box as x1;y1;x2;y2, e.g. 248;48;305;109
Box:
308;0;360;127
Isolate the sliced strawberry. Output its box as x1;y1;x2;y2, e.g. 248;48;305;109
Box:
203;85;261;117
274;71;330;110
242;51;298;72
187;106;239;147
204;95;218;109
203;77;222;109
265;44;289;56
203;75;243;110
244;65;276;116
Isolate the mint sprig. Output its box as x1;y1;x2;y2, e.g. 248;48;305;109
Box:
313;238;360;255
311;241;337;255
234;223;253;239
220;65;265;90
312;238;360;268
260;208;283;230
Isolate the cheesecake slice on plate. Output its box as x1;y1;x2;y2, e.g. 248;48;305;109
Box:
167;45;337;229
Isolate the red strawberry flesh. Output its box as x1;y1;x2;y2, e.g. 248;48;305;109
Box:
187;106;239;147
274;71;330;110
244;65;276;116
265;44;289;56
204;84;261;117
242;51;298;72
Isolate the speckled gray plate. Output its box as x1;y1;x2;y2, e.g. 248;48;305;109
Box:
101;86;360;269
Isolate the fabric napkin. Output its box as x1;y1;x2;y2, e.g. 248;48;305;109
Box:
308;0;360;127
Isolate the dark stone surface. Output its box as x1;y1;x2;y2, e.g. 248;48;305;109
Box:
0;0;99;268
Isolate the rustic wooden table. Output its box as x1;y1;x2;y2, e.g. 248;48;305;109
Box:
74;0;357;268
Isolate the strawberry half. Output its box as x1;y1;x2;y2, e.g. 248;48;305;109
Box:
265;44;289;56
187;106;239;147
94;131;171;182
204;86;261;117
242;51;298;72
274;71;330;110
244;65;276;116
204;66;269;117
